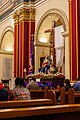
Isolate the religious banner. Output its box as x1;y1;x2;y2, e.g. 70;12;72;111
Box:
29;34;35;74
55;25;64;68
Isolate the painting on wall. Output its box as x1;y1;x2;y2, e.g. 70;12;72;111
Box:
2;58;12;79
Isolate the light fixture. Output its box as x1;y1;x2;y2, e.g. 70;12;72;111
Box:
39;37;47;43
5;46;13;52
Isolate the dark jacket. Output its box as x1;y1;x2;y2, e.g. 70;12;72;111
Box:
0;83;8;101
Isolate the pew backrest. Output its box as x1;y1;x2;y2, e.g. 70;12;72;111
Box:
68;88;80;104
0;88;56;109
60;87;65;104
30;89;47;99
60;87;80;104
1;104;80;119
0;99;53;109
29;87;56;104
60;87;68;105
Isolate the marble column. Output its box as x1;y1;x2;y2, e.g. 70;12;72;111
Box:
68;0;78;80
13;12;19;77
13;8;35;78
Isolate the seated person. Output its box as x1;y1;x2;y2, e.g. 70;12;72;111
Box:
57;79;71;102
0;83;8;101
73;78;80;91
26;78;39;90
3;83;11;101
64;79;71;91
10;77;31;100
41;79;50;89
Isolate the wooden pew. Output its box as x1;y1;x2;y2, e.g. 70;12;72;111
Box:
30;89;47;99
68;88;80;104
1;104;80;119
0;99;53;109
49;88;60;104
60;87;68;104
30;87;56;104
60;87;66;104
0;88;56;109
60;87;80;104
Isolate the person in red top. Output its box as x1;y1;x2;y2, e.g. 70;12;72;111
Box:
0;83;8;101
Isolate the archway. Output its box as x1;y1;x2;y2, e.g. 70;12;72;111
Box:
0;26;14;83
35;8;69;78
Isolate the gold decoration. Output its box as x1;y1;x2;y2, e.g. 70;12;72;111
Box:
12;8;35;22
12;12;19;24
29;8;35;21
17;8;29;22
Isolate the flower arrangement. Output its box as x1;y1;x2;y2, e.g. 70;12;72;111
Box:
27;72;65;80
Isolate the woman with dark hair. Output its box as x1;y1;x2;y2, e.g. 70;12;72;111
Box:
64;79;71;91
10;77;31;100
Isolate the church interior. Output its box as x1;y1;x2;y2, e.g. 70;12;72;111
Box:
1;0;80;119
0;0;80;86
0;0;69;87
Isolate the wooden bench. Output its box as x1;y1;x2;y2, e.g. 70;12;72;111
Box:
30;89;48;99
1;104;80;119
0;99;53;109
49;88;60;104
60;87;80;104
30;88;56;104
68;88;80;104
60;87;68;104
0;88;56;109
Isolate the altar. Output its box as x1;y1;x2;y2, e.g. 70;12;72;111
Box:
26;73;65;89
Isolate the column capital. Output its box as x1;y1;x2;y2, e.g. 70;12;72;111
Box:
12;12;19;24
17;8;29;22
12;8;35;22
29;8;35;21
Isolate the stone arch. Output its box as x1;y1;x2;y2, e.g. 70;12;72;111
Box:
0;26;14;82
0;26;14;51
36;8;68;42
